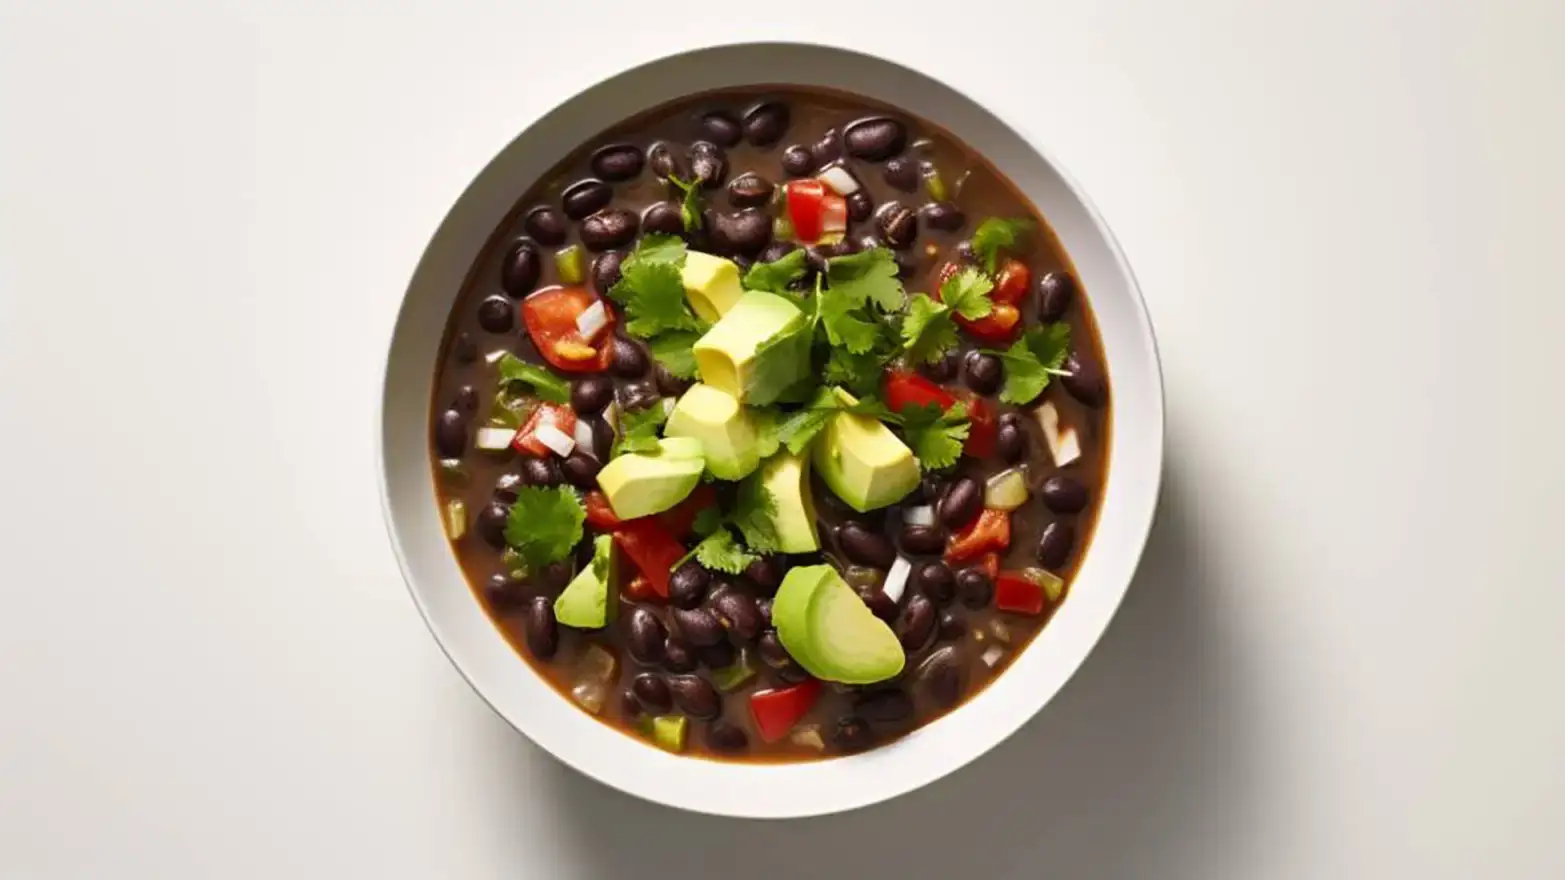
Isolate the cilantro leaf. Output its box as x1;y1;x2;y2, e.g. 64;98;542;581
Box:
825;247;905;311
900;294;960;365
970;218;1033;273
631;233;687;266
730;477;781;553
647;331;702;379
940;267;996;320
743;248;810;293
690;528;757;574
668;176;703;234
750;407;783;460
503;486;585;570
821;346;893;397
612;405;668;458
495;353;571;404
986;323;1072;405
900;401;970;472
777;388;843;455
746;317;815;406
691;506;724;537
841;394;901;423
818;284;882;354
618;260;703;338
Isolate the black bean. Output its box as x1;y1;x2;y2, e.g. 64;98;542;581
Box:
757;630;793;669
1061;352;1107;408
698;110;743;147
668;675;721;720
633;672;673;713
707;720;749;753
501;240;541;296
710;589;763;642
742;101;790;146
452;332;478;364
996;415;1026;463
618;687;644;722
846;189;874;223
523;206;568;246
956;568;993;609
859;588;899;623
899;594;937;652
900;524;946;557
1037;271;1076;322
1041;475;1089;514
475;501;509;550
571;377;613;416
697;640;735;670
831;716;875;752
876;203;918;249
756;598;773;628
583;415;613;463
964;351;1003;395
669;562;710;610
954;240;977;264
854;688;914;723
758;241;799;267
938;610;966;641
590;143;644;182
579;208;637;252
726;172;774;208
688;141;728;189
913;561;956;605
844;117;907;161
642;201;684;237
610;337;649;378
882;156;919;192
522;596;558;659
654;362;692;398
590;250;624;295
938;477;983;530
477;296;514;334
919;349;959;383
534;560;574;595
781;144;816;177
560;451;601;488
662;636;697;673
455;385;479;413
434;408;466;458
920;202;966;232
513;457;554;488
918;646;964;708
813;128;843;165
492;472;523;504
837;522;896;568
671;606;724;648
741;557;783;592
561;179;612;221
623;607;666;665
617;379;660;412
707;208;772;257
647;142;685;181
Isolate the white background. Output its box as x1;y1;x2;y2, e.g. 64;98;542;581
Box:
3;1;1563;877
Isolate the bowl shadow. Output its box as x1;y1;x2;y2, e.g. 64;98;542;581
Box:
467;456;1257;879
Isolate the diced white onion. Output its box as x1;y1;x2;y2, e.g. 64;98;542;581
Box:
904;505;936;528
474;426;516;451
574;300;608;342
883;556;912;604
1035;401;1082;467
661;397;677;418
534;423;576;458
573;419;596;456
484;348;510;365
817;165;860;195
603;401;620;435
981;645;1005;668
988;618;1012;644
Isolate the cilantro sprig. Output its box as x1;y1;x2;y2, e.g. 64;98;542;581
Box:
676;476;782;574
984;323;1072;405
608;235;709;379
899;401;971;471
495;352;570;404
743;248;809;293
970;217;1033;273
611;404;668;458
668;176;703;234
503;486;585;570
898;268;993;365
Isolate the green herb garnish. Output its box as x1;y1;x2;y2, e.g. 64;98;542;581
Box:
496;352;570;404
503;486;585;570
668;176;703;234
742;248;810;293
985;323;1072;405
899;401;971;471
611;405;668;458
970;218;1033;273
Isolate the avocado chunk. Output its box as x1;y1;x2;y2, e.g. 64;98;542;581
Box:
811;390;920;512
681;252;745;323
758;451;819;553
664;384;760;480
554;534;618;629
647;715;688;753
773;564;904;684
692;291;811;405
596;437;705;519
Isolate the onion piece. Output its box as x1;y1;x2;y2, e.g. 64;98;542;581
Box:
883;556;913;604
981;645;1005;668
817;165;860;195
904;505;936;528
484;348;510;365
572;419;596;457
443;499;467;541
789;724;825;750
474;426;517;451
1035;401;1081;467
573;299;608;342
987;618;1012;644
984;469;1029;511
534;423;576;458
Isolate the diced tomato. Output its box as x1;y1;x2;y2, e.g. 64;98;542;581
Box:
622;573;657;603
945;509;1011;563
612;517;684;598
884;371;957;414
972;552;1002;580
521;286;615;373
659;485;716;538
820;194;848;236
748;678;823;743
512;403;577;457
933;260;1024;344
957;303;1022;344
995;573;1046;615
962;395;997;458
992;259;1031;305
785;179;827;243
583;490;621;530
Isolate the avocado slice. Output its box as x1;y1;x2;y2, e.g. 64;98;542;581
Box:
692;291;811;404
664;384;760;481
773;564;904;684
596;437;705;519
758;451;819;553
681;252;745;322
554;534;618;629
812;390;921;512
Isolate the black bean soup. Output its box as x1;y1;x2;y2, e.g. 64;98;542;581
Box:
429;87;1110;762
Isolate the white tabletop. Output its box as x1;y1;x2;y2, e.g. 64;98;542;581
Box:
3;2;1563;877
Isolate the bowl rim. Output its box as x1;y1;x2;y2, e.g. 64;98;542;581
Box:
378;39;1165;819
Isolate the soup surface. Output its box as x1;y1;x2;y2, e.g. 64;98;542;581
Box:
429;87;1110;761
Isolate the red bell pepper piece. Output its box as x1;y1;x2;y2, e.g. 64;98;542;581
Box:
521;286;615;373
748;678;823;743
512;403;577;457
944;509;1011;563
583;490;621;530
612;517;684;598
622;573;657;603
992;259;1031;305
971;552;1001;581
957;303;1022;344
884;371;957;414
962;395;997;458
658;485;716;539
785;180;827;243
995;573;1046;615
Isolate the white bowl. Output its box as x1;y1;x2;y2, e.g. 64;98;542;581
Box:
379;42;1164;819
